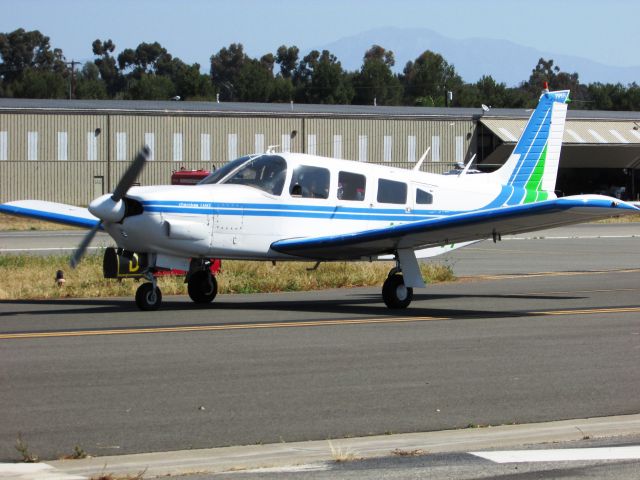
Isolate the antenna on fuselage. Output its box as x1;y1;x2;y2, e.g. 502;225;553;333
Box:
413;147;431;172
266;145;279;154
458;154;477;176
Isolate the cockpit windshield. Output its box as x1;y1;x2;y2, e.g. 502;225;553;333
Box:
222;155;287;196
198;155;255;185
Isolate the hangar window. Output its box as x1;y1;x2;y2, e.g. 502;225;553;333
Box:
222;155;287;196
290;165;330;199
416;188;433;204
377;179;407;204
337;171;366;201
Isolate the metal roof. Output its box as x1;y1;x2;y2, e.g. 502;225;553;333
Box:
1;97;639;122
480;118;640;145
0;98;481;120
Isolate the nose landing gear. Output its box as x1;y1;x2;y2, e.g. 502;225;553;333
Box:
135;272;162;311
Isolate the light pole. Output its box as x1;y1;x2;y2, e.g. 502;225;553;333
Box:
66;60;81;99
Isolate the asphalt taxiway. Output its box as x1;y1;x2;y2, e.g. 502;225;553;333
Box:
0;223;639;471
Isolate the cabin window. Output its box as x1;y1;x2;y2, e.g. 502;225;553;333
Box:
337;171;366;201
377;179;407;204
289;165;330;199
223;154;287;195
416;188;433;204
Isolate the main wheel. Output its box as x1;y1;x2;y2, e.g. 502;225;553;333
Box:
188;270;218;304
382;273;413;309
135;282;162;311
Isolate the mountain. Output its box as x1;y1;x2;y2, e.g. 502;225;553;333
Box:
316;27;640;86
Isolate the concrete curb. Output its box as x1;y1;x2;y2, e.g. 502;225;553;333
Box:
48;413;640;478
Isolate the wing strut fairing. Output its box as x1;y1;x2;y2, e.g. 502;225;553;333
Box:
271;196;639;260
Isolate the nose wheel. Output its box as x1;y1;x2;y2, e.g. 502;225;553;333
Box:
135;282;162;311
382;272;413;309
187;270;218;304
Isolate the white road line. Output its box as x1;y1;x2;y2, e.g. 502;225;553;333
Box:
236;464;330;473
471;445;640;463
504;235;639;240
0;463;86;480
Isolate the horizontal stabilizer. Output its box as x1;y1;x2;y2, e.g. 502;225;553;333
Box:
272;195;639;260
0;200;100;229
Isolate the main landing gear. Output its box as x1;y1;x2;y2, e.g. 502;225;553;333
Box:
187;269;218;304
382;268;413;309
380;251;425;309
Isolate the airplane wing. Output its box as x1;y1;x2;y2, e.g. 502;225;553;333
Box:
0;200;100;229
271;195;639;260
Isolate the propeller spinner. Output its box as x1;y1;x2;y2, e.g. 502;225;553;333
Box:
70;146;150;268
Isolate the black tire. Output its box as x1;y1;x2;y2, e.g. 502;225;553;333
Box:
135;282;162;311
188;270;218;304
382;273;413;309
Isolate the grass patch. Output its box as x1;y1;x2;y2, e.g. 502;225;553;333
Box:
15;434;39;463
593;213;640;224
0;253;455;300
392;448;426;457
328;440;361;463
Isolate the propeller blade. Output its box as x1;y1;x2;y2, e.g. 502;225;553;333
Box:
70;222;101;269
111;146;150;202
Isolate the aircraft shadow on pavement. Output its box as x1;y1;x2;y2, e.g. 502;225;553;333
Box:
0;290;585;324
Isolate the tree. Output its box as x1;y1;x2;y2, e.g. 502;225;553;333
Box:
0;28;67;98
352;45;402;105
0;28;66;81
520;58;582;106
210;43;247;101
92;39;122;97
9;68;67;98
402;51;462;106
275;45;299;78
234;56;274;102
117;41;172;77
75;62;107;99
293;49;353;104
125;73;176;100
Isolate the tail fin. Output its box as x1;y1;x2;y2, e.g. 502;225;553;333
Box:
489;89;570;205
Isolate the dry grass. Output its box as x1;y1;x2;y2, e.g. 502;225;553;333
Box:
90;470;145;480
0;215;81;231
593;213;640;224
328;440;361;463
391;448;426;457
0;253;455;300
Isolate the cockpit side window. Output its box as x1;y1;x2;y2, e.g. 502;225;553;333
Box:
377;179;407;204
223;155;287;195
289;165;330;199
198;155;255;185
337;171;366;201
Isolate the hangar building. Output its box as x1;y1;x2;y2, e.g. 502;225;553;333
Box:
0;98;639;205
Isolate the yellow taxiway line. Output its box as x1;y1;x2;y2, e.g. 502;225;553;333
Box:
1;306;640;341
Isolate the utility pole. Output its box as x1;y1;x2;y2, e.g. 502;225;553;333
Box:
66;60;81;99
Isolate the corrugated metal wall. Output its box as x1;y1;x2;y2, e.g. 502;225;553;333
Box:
0;110;475;205
304;117;475;173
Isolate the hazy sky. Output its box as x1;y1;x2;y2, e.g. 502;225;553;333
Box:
3;0;638;70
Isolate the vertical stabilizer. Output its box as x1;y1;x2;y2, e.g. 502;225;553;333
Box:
489;90;569;205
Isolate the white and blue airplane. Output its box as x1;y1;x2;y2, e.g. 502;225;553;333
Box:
1;88;638;310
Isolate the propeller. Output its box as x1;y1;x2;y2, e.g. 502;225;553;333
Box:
70;146;150;268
